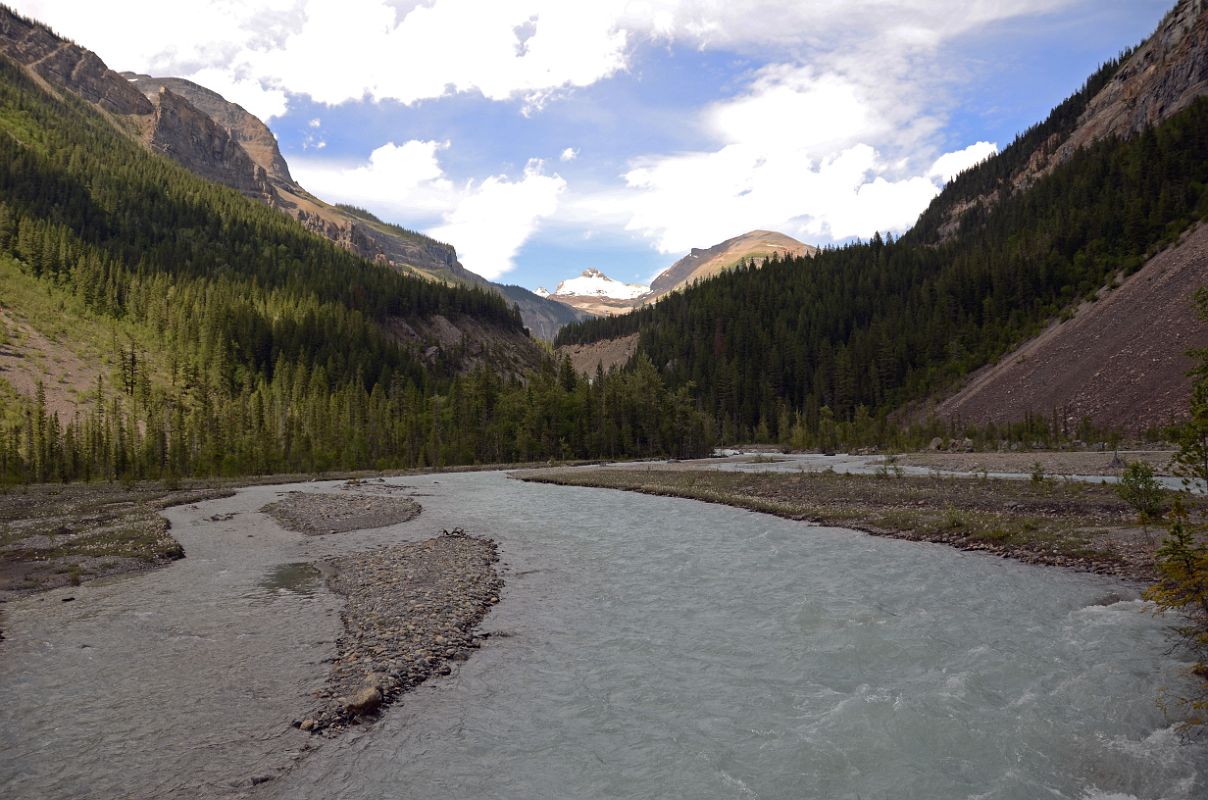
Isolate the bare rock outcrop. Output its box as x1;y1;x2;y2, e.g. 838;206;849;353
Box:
0;7;152;116
146;88;278;203
124;73;293;184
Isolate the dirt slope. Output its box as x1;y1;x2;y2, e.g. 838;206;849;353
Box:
928;224;1208;432
557;333;639;375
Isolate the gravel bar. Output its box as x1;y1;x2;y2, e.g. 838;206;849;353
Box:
296;528;503;734
261;491;421;534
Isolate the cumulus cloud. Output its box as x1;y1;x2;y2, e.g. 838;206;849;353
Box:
928;141;998;182
609;63;999;250
13;0;1075;120
560;147;579;162
429;160;567;280
293;144;564;280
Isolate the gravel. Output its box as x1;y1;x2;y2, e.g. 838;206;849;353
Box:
261;491;422;534
296;528;503;734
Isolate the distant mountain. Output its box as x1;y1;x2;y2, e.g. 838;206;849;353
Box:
542;268;652;300
0;9;578;338
540;230;813;317
648;231;816;299
554;0;1208;437
496;284;589;340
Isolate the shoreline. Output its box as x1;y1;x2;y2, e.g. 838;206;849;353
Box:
519;467;1187;583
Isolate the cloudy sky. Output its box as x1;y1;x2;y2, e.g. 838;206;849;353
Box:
14;0;1171;289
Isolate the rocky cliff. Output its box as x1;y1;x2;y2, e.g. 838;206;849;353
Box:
125;73;293;184
0;7;152;115
146;87;278;202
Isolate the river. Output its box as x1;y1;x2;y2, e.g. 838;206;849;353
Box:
1;470;1204;799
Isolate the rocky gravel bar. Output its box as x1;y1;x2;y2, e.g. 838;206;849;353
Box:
261;491;421;534
296;529;503;734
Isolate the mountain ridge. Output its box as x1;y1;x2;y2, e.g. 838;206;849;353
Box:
0;6;580;338
540;229;815;318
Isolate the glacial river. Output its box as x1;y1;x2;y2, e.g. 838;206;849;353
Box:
1;470;1205;799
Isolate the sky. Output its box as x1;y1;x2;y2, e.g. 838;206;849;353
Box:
14;0;1174;290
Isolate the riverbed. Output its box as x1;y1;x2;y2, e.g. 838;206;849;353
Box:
1;470;1204;799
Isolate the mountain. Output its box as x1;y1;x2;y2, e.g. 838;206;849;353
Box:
541;230;813;317
648;231;816;299
0;7;579;339
915;0;1208;243
554;0;1208;439
0;9;711;481
496;284;589;340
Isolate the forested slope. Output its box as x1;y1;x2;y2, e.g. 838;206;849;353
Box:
0;52;712;482
558;84;1208;442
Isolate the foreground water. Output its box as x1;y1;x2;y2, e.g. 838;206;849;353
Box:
1;471;1204;799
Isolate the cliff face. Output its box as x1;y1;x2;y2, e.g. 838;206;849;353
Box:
1058;0;1208;160
933;0;1208;235
125;73;293;184
147;87;278;202
0;8;152;115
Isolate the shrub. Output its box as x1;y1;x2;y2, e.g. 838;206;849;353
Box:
1116;461;1168;519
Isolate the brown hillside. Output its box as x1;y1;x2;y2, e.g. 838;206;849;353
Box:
648;230;816;299
927;224;1208;433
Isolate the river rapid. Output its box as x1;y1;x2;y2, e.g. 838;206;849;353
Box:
1;470;1205;799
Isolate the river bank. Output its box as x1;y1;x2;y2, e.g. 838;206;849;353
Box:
520;466;1197;581
2;470;1203;798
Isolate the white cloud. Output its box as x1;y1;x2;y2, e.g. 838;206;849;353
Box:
560;147;579;162
608;62;998;250
293;144;564;280
928;141;998;182
12;0;1075;119
428;160;566;280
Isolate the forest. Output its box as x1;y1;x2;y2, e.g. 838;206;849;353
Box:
557;89;1208;444
0;54;712;483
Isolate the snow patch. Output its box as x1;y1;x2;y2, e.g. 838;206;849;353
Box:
546;268;650;300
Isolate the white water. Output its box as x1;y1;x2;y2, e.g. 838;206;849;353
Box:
1;471;1204;799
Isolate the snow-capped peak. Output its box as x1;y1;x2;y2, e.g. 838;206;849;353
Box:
534;287;551;298
545;268;650;300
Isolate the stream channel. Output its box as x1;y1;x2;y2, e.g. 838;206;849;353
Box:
1;469;1205;799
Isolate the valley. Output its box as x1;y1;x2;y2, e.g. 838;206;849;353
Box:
2;0;1208;797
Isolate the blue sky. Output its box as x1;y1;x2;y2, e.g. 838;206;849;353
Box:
16;0;1174;290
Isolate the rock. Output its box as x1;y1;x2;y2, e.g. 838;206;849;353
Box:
928;437;944;451
299;719;315;732
346;687;382;716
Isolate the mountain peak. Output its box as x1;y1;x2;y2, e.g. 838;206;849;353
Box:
546;269;650;300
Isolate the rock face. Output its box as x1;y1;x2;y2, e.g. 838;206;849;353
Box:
146;88;278;202
124;73;293;184
1056;0;1208;165
0;8;152;116
935;0;1208;234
